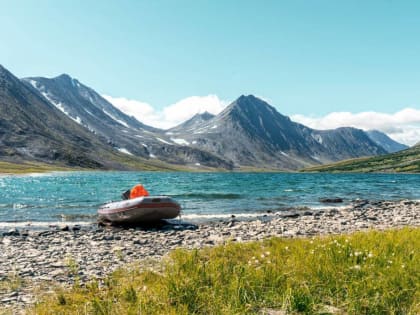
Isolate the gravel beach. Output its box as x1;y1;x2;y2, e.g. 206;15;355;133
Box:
0;199;419;312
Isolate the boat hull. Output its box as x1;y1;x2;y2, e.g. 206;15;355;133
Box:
98;196;181;225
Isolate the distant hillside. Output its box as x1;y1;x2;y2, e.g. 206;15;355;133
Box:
366;130;408;153
301;144;420;173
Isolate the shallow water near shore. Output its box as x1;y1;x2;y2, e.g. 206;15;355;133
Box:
0;171;419;230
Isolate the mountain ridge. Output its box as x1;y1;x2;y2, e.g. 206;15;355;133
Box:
366;130;408;153
0;65;410;172
168;94;387;169
23;72;234;169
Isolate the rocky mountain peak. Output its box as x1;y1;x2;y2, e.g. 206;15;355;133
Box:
168;111;216;133
196;111;215;120
0;65;23;90
223;94;290;129
53;73;81;88
0;64;15;80
228;95;276;115
56;73;72;80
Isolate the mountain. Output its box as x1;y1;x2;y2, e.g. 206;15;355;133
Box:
366;130;408;153
0;65;109;168
167;111;215;134
302;143;420;173
0;65;395;172
168;95;387;170
24;74;233;169
0;65;231;170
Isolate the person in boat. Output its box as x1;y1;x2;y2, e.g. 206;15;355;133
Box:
122;184;150;200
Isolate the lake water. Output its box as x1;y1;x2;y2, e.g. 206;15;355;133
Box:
0;171;419;229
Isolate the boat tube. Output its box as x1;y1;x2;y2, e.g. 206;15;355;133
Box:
98;196;181;225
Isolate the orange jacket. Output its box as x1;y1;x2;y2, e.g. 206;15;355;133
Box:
129;184;150;199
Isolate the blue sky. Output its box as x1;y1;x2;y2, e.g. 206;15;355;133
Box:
1;0;419;143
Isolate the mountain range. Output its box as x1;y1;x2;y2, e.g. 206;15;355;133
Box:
0;64;409;171
167;95;387;169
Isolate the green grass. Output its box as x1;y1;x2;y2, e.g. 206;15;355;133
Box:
301;145;420;173
0;156;227;174
27;228;419;314
0;161;75;174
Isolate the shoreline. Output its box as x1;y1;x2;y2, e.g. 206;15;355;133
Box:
1;199;419;311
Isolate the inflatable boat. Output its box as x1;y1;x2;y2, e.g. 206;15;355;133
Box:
98;196;181;225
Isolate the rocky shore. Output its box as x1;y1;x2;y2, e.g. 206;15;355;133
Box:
1;199;419;312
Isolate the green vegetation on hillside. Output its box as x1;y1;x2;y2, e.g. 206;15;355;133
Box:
302;145;420;173
0;161;74;174
0;156;227;174
28;228;419;314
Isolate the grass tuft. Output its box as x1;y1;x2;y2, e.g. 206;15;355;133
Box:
29;228;419;314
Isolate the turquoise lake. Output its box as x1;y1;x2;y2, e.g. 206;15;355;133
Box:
0;172;419;229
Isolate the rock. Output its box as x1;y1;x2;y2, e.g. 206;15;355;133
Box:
281;212;300;219
318;304;343;314
320;198;343;203
102;235;114;241
37;231;54;237
259;308;287;315
3;228;19;237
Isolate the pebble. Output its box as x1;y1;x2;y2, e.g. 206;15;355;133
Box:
0;199;419;312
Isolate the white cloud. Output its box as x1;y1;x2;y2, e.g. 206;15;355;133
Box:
102;94;163;126
162;95;228;127
291;108;420;146
103;94;229;129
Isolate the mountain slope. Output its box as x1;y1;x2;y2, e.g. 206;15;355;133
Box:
301;144;420;173
168;112;215;134
0;65;223;171
0;65;108;168
24;74;233;169
366;130;408;153
168;95;386;170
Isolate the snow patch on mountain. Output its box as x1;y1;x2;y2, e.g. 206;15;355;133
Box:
103;109;129;128
28;79;38;89
117;148;133;155
156;137;172;145
312;134;323;144
171;138;190;145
